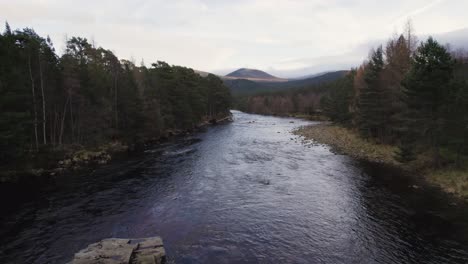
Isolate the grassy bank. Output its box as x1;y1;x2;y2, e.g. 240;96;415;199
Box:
295;124;468;199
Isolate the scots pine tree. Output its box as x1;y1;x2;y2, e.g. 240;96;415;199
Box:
399;37;454;165
357;46;385;139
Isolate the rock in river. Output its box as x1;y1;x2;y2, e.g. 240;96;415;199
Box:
71;237;166;264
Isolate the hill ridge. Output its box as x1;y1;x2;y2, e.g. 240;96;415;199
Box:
224;70;348;96
225;68;285;82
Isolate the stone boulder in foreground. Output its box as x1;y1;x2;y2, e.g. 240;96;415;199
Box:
71;237;165;264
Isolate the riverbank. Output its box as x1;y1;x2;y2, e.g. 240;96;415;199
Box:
287;113;329;121
295;124;468;199
3;111;468;264
0;114;233;184
248;112;329;121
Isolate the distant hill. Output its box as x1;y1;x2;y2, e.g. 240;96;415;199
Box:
269;70;348;88
223;79;268;95
226;68;277;79
430;27;468;50
291;71;330;80
225;70;348;96
224;68;287;82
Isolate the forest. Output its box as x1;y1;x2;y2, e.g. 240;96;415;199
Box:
242;24;468;167
0;23;232;171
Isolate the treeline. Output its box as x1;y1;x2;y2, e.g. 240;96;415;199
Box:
320;26;468;166
242;80;342;115
242;24;468;166
0;23;231;163
236;71;348;114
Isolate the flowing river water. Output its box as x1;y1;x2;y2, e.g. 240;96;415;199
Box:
1;110;468;263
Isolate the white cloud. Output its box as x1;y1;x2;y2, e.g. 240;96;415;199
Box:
391;0;446;27
1;0;467;77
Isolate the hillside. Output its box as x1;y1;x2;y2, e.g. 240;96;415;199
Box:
268;70;348;88
224;68;288;82
225;70;348;96
226;68;277;79
291;71;329;80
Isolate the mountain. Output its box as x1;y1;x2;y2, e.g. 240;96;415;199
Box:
269;70;348;89
291;71;330;80
226;68;277;79
432;27;468;49
224;68;287;82
225;70;348;96
223;79;269;96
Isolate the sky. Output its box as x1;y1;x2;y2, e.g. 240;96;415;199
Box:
1;0;467;78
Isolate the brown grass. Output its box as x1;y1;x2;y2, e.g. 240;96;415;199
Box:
294;124;399;166
428;169;468;197
295;124;468;199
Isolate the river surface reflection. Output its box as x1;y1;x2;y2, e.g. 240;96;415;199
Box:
1;110;468;263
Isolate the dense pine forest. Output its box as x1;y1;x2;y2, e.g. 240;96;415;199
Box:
242;25;468;168
0;23;231;172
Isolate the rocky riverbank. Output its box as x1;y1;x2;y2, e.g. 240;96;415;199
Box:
0;114;233;184
295;124;468;199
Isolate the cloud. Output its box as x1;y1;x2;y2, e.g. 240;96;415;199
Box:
392;0;445;24
1;0;467;77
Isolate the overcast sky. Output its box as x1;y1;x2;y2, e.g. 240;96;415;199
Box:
1;0;467;77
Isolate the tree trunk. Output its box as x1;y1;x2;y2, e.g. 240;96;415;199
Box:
70;94;74;143
433;146;441;168
432;128;441;168
38;54;47;144
114;74;118;129
59;95;70;145
456;144;462;168
51;111;57;146
28;54;39;151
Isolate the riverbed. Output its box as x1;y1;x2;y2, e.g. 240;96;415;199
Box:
1;110;468;263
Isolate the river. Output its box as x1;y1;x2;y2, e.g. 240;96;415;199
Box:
1;110;468;263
